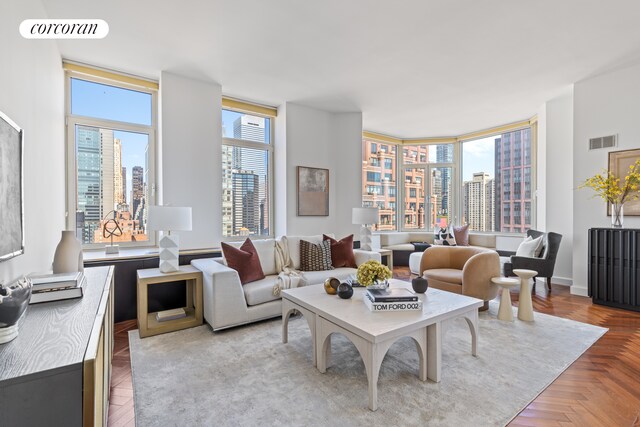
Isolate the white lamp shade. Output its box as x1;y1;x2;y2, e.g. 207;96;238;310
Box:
352;207;379;225
147;206;192;231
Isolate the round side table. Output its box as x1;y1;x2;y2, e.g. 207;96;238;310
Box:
491;277;520;321
513;269;538;321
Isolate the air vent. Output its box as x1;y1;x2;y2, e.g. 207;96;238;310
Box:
589;134;617;150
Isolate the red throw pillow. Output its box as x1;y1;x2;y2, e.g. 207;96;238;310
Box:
323;234;357;268
453;224;470;246
221;239;265;285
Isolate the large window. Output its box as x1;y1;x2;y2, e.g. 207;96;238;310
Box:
362;123;535;235
462;127;533;233
66;68;157;247
221;107;273;238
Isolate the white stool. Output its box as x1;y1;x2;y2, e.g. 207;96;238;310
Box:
491;277;520;321
513;269;538;321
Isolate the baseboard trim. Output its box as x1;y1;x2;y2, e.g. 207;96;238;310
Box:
570;286;589;297
535;276;572;286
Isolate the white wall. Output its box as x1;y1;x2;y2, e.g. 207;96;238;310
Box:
572;62;640;296
544;89;574;284
274;104;288;236
280;103;362;238
0;0;65;284
160;71;222;249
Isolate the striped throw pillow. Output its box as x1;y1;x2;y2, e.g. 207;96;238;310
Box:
300;239;333;271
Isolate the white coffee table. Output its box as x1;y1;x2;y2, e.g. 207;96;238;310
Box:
281;279;483;411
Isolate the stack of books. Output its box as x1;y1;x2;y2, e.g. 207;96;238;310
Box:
363;287;422;312
29;272;87;304
155;308;187;322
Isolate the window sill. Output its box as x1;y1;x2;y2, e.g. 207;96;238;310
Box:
83;246;221;263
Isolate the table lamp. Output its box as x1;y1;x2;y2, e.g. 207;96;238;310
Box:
352;207;379;251
148;206;192;273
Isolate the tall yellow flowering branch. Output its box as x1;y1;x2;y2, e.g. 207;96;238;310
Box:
580;159;640;205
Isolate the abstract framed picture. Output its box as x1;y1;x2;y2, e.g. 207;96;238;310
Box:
297;166;329;216
0;110;24;261
608;148;640;216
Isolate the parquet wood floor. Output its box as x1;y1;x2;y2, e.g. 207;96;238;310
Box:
108;267;640;426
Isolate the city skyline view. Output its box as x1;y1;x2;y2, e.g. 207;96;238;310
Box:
71;77;152;244
362;128;532;233
221;110;271;237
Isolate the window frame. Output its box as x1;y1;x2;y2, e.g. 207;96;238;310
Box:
221;106;275;241
458;123;537;235
362;119;537;236
65;68;158;249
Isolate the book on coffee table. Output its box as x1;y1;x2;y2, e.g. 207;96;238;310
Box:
366;287;418;302
363;294;422;312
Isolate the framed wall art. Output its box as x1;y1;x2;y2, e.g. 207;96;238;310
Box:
297;166;329;216
608;148;640;216
0;110;24;261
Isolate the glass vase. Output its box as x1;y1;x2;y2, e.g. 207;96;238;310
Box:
611;203;624;228
368;279;389;290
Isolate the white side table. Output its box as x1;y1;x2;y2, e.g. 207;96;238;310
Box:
491;277;520;321
513;269;537;321
376;248;393;270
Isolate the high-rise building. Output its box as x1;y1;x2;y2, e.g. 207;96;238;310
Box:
99;129;115;217
121;166;127;204
233;115;265;143
463;172;495;231
494;129;532;232
223;114;269;236
76;126;116;243
114;138;124;205
132;166;144;219
436;144;453;220
361;140;399;230
221;145;234;236
76;126;101;243
232;171;259;235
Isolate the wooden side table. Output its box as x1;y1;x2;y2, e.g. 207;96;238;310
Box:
377;249;394;270
137;265;203;338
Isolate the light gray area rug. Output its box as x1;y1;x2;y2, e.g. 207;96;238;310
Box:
129;303;606;427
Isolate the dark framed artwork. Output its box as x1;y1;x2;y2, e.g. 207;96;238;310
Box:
0;110;24;261
608;148;640;216
297;166;329;216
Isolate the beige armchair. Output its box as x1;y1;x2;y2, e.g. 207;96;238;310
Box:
419;246;500;309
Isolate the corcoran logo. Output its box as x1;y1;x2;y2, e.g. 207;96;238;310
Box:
19;19;109;39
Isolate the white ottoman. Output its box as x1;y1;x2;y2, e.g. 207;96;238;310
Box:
409;252;423;275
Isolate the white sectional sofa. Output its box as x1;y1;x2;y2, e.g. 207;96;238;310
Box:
377;232;497;274
191;234;381;331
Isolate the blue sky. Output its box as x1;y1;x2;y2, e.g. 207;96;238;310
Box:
462;135;497;181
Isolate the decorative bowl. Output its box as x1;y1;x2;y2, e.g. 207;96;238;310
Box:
0;277;32;344
337;283;353;299
324;277;340;295
411;276;429;294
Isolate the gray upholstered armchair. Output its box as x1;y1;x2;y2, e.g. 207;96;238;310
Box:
502;230;563;293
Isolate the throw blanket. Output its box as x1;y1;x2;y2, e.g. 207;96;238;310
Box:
273;236;306;296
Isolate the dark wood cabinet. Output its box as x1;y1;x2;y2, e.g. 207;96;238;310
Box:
588;228;640;311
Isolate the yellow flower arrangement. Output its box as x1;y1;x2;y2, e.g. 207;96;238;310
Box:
580;159;640;205
356;260;392;287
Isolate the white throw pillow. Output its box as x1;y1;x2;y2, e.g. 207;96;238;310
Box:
516;235;543;257
433;226;457;246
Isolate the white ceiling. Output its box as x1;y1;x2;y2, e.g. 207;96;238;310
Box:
41;0;640;138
